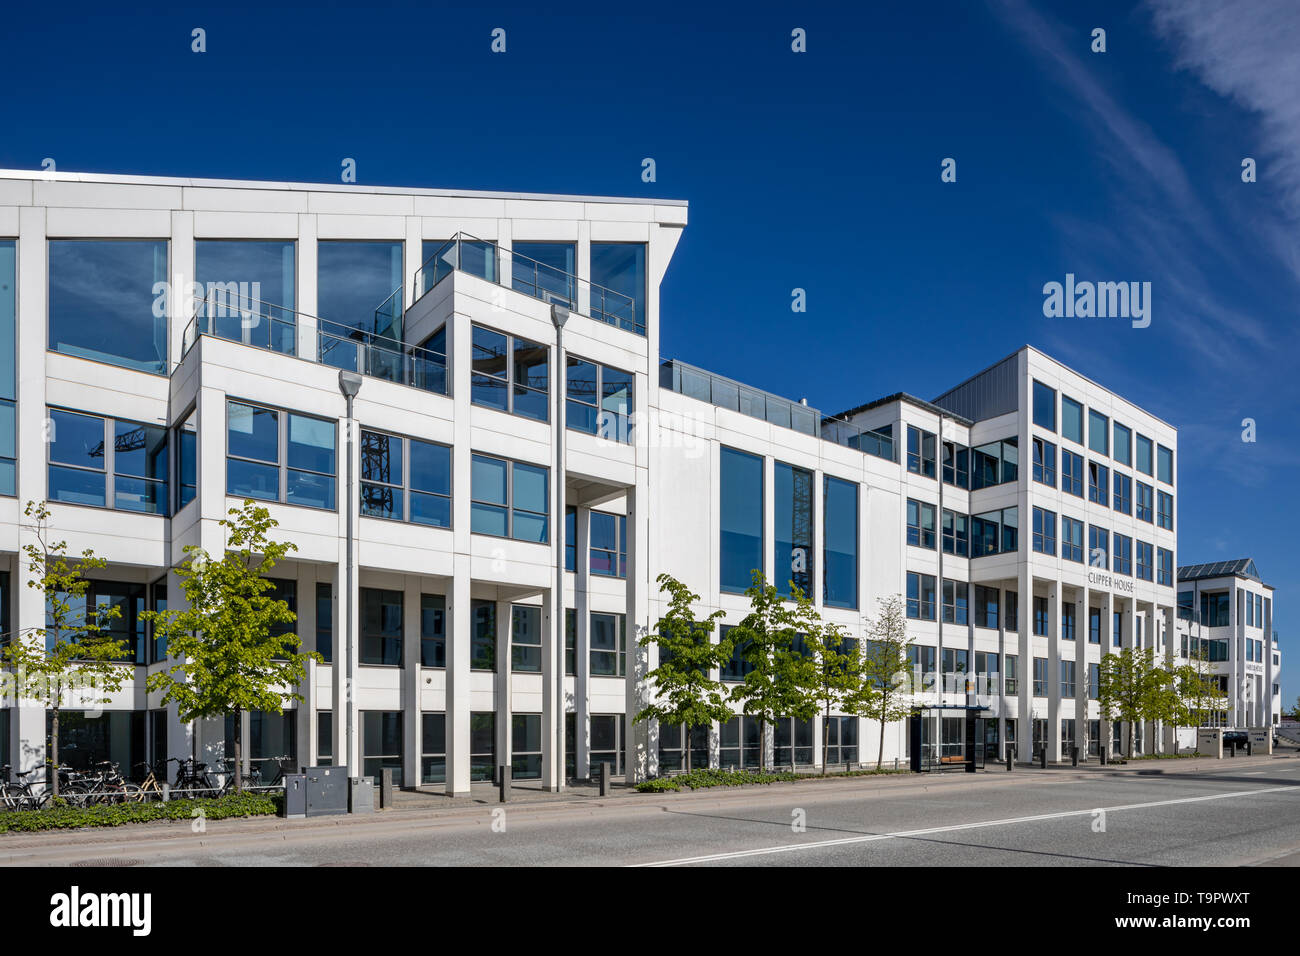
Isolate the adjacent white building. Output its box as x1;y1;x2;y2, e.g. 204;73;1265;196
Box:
0;170;1280;793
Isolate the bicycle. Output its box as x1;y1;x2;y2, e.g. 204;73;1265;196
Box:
0;765;50;811
61;762;142;806
131;760;167;802
170;757;219;799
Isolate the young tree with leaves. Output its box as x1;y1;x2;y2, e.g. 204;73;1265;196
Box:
143;501;318;792
726;571;819;772
858;595;914;770
2;502;131;799
1171;644;1229;752
635;573;734;773
1098;647;1170;757
794;593;861;774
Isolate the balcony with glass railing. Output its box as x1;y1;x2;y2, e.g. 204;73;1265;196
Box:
181;289;448;396
414;233;643;335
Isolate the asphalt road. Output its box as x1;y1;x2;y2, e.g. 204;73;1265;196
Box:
5;756;1300;867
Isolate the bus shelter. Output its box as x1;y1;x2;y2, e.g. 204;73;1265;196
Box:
908;705;991;773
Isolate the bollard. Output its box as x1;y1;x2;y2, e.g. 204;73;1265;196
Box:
1246;739;1253;757
599;762;610;797
1006;749;1013;771
1039;748;1047;769
161;782;170;803
1100;746;1107;766
380;768;394;809
1229;743;1235;758
498;765;510;803
966;753;976;773
845;760;850;775
1071;746;1079;767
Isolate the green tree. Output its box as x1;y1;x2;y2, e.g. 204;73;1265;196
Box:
1170;644;1228;752
635;574;734;772
727;571;819;771
2;502;131;799
143;501;317;792
1098;647;1170;757
857;595;914;770
795;593;861;774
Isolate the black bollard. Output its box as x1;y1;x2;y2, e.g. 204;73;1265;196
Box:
1071;746;1079;767
1039;748;1047;769
599;761;610;797
498;765;510;802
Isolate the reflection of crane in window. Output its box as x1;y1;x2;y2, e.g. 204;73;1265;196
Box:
360;430;395;515
87;425;147;464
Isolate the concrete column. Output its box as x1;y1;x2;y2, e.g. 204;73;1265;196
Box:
541;588;561;790
1075;590;1088;754
1016;570;1032;762
169;210;195;370
625;484;654;782
1123;599;1137;754
575;507;591;779
997;585;1007;756
1098;589;1113;754
297;213;318;360
495;597;511;780
445;559;472;795
1047;583;1061;762
1264;598;1275;726
403;579;421;787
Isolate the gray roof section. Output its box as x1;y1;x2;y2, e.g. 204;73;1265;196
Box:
833;392;975;428
1178;559;1263;583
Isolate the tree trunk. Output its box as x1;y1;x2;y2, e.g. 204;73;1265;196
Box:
1127;719;1134;758
822;701;830;776
760;718;767;772
50;705;60;799
876;714;886;771
685;725;692;773
233;706;243;793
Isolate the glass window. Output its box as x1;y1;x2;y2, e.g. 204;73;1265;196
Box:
1136;541;1154;581
970;438;1017;489
823;476;858;609
48;240;168;374
470;712;496;781
1061;604;1076;641
907;426;936;477
1113;535;1132;575
1032;437;1056;487
1113;422;1131;466
1033;657;1048;696
361;711;403;786
315;582;333;663
975;586;999;629
1032;507;1056;555
720;447;763;593
470;454;548;543
773;462;813;599
1061;396;1083;444
906;572;936;621
1061;661;1076;698
907;499;936;549
1061;516;1083;562
1157;445;1173;485
195;240;296;354
1113;472;1132;514
589;511;627;578
941;509;968;557
941;580;968;625
1032;380;1056;432
720;625;753;681
471;325;548;421
590;242;646;334
1136;481;1153;522
317;241;403;338
1157;548;1173;587
1135;433;1153;475
48;408;107;507
591;612;626;677
360;430;451;528
360;587;403;666
1033;597;1049;637
941;441;969;489
1088;461;1109;505
1088;409;1108;455
1089;525;1108;569
176;410;197;511
421;594;445;667
47;409;170;515
421;713;446;784
471;600;497;671
511;714;543;780
1061;450;1083;497
566;357;634;443
1156;490;1173;530
511;242;576;311
0;241;13;495
511;605;542;673
226;401;335;509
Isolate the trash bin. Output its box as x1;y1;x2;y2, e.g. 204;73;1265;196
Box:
349;776;375;814
282;773;307;818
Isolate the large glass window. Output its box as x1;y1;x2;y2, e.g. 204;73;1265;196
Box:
512;714;543;780
1113;535;1132;575
1061;604;1076;641
226;401;335;509
720;447;763;593
591;612;626;677
470;454;548;543
471;600;497;671
1061;661;1076;699
48;240;168;374
1061;516;1083;563
720;625;753;682
1032;437;1056;487
941;441;969;489
1113;472;1132;514
1156;491;1173;530
823;476;858;609
471;324;549;421
970;507;1018;557
1061;450;1083;497
970;437;1018;489
421;713;446;784
1088;461;1109;505
1136;481;1154;523
1061;396;1083;444
1032;380;1056;432
775;462;813;598
1136;540;1154;582
1113;422;1131;466
510;242;576;311
1089;525;1109;569
0;241;13;495
941;509;968;557
589;511;627;578
175;410;197;511
360;587;403;666
590;242;646;334
566;357;633;442
317;241;403;338
194;240;296;354
1157;548;1173;587
1135;433;1153;476
47;408;168;515
470;712;496;782
941;580;968;625
316;582;333;663
360;430;452;528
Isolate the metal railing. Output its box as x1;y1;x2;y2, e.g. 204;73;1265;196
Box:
659;359;821;436
819;415;896;462
414;233;643;335
182;290;297;357
317;316;447;395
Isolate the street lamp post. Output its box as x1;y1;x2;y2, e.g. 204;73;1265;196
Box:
338;370;363;785
551;303;569;791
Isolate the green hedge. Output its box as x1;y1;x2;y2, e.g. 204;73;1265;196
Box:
635;766;910;793
0;792;282;833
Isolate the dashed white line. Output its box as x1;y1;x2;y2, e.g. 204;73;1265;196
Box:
632;783;1300;866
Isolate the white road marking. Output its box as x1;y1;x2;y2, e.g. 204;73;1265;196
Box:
633;784;1300;867
1242;771;1266;775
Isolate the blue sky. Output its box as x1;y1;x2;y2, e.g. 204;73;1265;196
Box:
4;0;1297;702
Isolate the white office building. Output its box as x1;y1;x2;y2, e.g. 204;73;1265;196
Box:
0;170;1279;792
